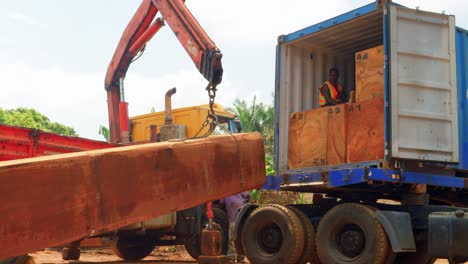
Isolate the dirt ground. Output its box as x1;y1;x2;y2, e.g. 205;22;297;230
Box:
29;246;455;264
31;247;197;264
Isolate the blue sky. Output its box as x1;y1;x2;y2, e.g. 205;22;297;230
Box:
2;0;467;140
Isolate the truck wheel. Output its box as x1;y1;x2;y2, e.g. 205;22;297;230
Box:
184;207;229;260
0;255;35;264
241;204;304;264
61;247;80;260
287;206;320;264
110;236;155;261
316;203;391;264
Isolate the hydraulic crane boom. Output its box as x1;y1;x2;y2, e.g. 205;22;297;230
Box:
105;0;223;143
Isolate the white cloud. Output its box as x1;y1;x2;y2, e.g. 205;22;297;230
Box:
7;12;38;25
186;0;468;48
0;62;262;140
1;62;107;140
186;0;370;48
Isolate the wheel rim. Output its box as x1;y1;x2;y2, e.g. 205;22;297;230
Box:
256;222;283;254
332;224;366;259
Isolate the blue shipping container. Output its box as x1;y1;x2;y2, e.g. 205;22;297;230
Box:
270;1;468;190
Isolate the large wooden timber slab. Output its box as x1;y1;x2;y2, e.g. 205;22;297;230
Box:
288;105;348;168
327;104;348;165
355;45;384;102
0;133;265;259
298;107;328;168
288;112;304;168
347;99;385;162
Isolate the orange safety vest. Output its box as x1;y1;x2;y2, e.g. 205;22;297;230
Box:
319;80;343;107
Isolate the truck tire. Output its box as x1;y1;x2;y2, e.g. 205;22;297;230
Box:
110;236;155;261
241;204;304;264
184;207;229;260
287;205;320;264
0;255;35;264
61;247;80;260
316;203;391;264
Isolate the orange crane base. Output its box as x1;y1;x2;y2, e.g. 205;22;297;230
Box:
0;133;265;260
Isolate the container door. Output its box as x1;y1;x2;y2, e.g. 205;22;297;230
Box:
389;5;459;162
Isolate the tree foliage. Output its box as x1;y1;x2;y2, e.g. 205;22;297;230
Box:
228;97;274;157
99;125;110;142
0;108;77;136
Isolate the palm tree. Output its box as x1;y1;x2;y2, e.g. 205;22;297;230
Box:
228;97;274;157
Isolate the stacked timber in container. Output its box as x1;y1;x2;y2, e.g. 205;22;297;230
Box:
355;45;384;102
348;45;385;163
288;45;385;169
288;104;347;168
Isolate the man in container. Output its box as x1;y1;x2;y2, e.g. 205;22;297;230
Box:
319;67;346;107
220;192;250;263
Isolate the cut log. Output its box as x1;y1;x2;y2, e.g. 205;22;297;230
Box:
0;133;265;260
347;99;385;162
355;45;384;102
327;104;348;165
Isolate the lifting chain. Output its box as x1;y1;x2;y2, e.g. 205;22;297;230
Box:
192;82;219;138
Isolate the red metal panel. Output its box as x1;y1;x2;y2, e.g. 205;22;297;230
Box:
0;133;265;259
119;102;129;143
0;125;116;161
107;89;122;143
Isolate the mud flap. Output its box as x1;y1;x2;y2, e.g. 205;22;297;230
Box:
376;210;416;253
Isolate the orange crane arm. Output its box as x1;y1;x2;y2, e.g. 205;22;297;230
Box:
104;0;223;143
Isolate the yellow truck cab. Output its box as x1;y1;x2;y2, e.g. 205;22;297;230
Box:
130;103;241;142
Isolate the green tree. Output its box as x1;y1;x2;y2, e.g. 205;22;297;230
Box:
0;108;77;136
99;125;110;142
0;109;5;124
229;97;306;205
228;97;274;157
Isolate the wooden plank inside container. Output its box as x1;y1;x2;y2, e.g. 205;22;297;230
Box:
327;104;348;165
355;45;384;102
347;98;385;162
288;112;304;168
299;107;329;167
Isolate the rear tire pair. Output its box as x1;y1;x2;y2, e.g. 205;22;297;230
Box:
61;247;81;261
110;236;156;261
316;203;393;264
241;203;395;264
0;255;35;264
317;204;437;264
240;204;318;264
